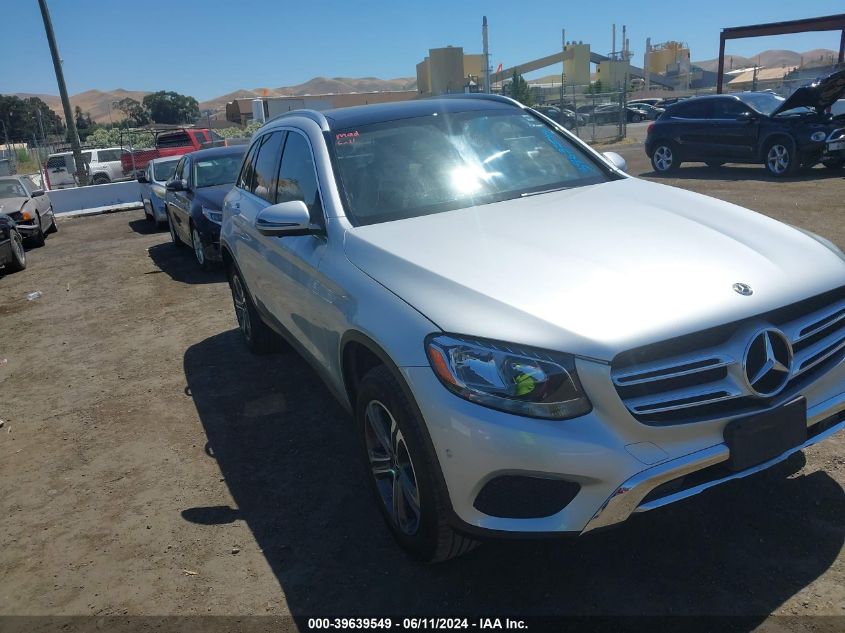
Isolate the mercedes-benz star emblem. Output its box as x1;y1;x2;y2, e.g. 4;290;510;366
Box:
743;329;792;397
733;283;753;296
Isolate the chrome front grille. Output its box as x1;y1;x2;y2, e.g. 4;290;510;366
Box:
613;289;845;425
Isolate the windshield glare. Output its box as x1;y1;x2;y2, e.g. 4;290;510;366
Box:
0;180;27;199
153;160;179;182
193;155;242;188
332;110;608;226
737;92;813;116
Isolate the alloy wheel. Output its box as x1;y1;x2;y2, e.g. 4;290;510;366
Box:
11;231;25;264
231;273;251;341
364;400;421;536
766;144;790;175
192;227;204;266
653;145;673;171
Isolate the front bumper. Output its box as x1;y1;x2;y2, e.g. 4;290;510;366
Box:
13;222;38;237
400;355;845;536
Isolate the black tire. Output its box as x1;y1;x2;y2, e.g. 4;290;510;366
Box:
227;264;282;354
92;174;110;185
763;138;798;177
357;365;478;562
190;223;213;271
705;161;725;168
632;114;643;123
29;213;46;247
5;229;26;272
650;141;680;173
822;158;844;169
46;209;58;234
167;210;185;248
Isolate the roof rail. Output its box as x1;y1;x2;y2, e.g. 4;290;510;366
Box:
264;109;330;131
426;93;524;107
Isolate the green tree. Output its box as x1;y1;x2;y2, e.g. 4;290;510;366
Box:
113;98;150;127
0;95;64;141
142;91;200;124
507;71;534;107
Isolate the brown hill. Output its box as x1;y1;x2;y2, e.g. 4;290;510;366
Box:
10;76;418;123
694;48;837;73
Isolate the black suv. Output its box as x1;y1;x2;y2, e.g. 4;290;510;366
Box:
645;69;845;177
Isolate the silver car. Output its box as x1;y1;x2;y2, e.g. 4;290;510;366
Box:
221;95;845;561
139;156;180;228
0;175;57;246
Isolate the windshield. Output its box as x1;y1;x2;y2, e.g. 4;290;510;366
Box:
0;180;27;199
737;92;812;116
193;155;243;188
331;109;609;226
153;159;179;182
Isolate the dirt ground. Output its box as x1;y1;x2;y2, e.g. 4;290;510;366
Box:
1;148;844;628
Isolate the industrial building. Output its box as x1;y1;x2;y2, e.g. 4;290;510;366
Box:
416;46;486;96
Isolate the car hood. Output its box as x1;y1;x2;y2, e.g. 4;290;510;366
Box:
343;178;845;361
0;197;28;214
773;69;845;115
194;184;233;210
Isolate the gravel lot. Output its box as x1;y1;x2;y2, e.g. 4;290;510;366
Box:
1;146;843;627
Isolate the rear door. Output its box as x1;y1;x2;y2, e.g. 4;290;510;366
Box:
231;129;329;363
708;98;759;160
167;157;191;241
668;100;716;159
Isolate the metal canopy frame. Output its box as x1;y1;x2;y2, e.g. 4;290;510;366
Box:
717;14;845;93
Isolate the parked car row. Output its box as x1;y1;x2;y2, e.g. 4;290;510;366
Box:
138;145;246;271
646;69;845;176
135;90;845;563
0;174;58;275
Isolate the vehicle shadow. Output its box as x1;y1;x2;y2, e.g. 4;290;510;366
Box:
642;164;845;182
146;242;224;285
182;330;845;624
128;217;163;235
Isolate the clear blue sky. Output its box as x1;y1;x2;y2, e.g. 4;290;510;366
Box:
2;0;843;101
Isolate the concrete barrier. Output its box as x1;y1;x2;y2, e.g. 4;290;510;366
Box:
48;181;143;215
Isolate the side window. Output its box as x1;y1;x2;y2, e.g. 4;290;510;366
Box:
712;99;749;119
237;138;262;191
276;132;322;224
98;149;122;162
670;100;712;119
250;131;285;202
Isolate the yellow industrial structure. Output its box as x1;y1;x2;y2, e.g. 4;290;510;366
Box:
563;42;591;86
647;41;691;75
595;59;630;89
416;46;485;96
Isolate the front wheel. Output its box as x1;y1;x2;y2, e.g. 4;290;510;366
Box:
5;229;26;272
651;142;680;173
167;211;184;248
46;209;58;234
92;174;110;185
764;139;797;177
357;365;477;562
29;214;46;247
191;225;212;271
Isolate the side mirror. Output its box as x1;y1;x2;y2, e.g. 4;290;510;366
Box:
166;179;185;191
255;200;315;237
30;189;45;197
137;174;149;184
602;151;628;173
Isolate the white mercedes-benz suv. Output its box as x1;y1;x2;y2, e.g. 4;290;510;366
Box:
221;95;845;561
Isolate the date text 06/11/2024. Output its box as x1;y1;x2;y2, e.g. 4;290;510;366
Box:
306;618;528;630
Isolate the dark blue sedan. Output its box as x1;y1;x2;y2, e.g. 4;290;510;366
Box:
165;145;246;269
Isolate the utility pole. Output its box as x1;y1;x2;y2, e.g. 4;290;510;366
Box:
482;16;491;93
37;0;87;186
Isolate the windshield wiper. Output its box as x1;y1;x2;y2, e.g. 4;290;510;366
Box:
520;185;574;198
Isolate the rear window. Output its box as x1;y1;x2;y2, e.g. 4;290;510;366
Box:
669;100;712;119
153;159;179;182
157;132;191;148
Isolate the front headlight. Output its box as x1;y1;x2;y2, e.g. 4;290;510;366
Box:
425;334;592;420
810;131;826;142
201;205;222;224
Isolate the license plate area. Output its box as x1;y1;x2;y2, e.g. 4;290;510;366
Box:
828;141;845;151
723;397;807;472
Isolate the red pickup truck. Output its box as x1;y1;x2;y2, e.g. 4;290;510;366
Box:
121;128;223;176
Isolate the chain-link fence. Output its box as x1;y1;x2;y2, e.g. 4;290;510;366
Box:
531;89;628;144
